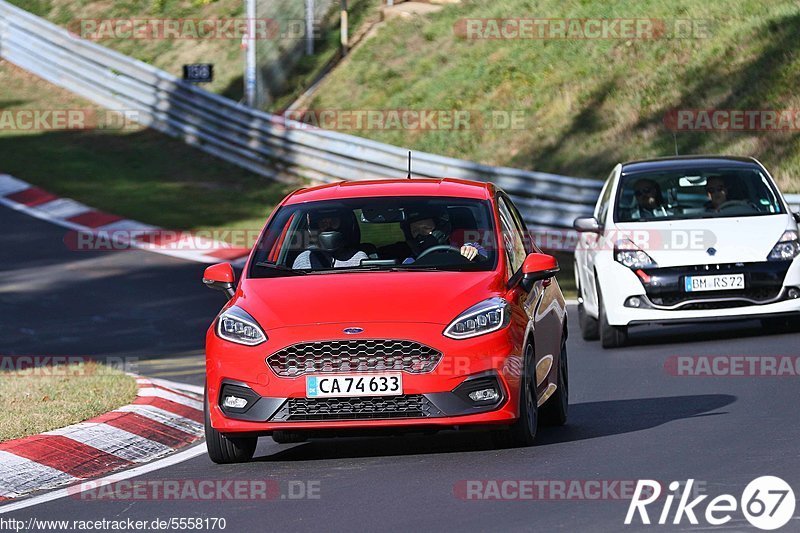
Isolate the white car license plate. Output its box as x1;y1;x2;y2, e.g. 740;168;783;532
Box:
684;273;745;292
306;373;402;398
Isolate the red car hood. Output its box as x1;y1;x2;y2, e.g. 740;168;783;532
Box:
236;270;506;330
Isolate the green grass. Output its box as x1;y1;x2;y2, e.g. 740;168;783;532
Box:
6;0;247;99
265;0;383;111
0;61;294;238
0;361;137;442
308;0;800;193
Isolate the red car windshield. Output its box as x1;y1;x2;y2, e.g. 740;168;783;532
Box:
249;197;498;276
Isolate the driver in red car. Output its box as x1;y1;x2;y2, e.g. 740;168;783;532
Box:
402;206;487;264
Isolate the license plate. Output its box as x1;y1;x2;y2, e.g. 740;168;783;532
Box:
306;373;402;398
684;273;745;292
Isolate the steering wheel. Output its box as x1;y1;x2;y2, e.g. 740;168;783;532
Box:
717;200;746;210
416;244;465;261
717;200;758;212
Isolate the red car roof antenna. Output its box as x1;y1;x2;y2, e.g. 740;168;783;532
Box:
407;151;412;179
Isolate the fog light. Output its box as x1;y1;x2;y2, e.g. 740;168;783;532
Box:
223;395;248;409
468;388;499;402
788;287;800;300
625;296;642;308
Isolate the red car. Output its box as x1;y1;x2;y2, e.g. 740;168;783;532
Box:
202;178;569;463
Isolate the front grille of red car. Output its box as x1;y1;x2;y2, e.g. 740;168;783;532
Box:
266;340;442;377
270;395;442;421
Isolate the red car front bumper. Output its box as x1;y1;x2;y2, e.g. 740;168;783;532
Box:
206;321;523;435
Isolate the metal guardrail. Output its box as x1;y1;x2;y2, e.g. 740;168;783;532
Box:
786;194;800;212
0;0;601;232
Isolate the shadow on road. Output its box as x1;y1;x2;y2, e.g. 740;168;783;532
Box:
255;394;735;462
622;319;796;348
535;394;734;445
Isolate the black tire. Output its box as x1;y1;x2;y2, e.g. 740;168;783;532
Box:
491;344;538;448
540;333;568;426
205;391;257;464
599;292;628;349
578;300;599;341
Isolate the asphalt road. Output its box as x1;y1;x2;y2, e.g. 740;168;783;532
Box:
2;204;800;532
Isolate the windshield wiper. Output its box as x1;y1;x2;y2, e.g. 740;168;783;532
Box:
386;266;444;272
253;261;307;275
305;265;386;274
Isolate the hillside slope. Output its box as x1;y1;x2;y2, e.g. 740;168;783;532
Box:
308;0;800;192
8;0;380;110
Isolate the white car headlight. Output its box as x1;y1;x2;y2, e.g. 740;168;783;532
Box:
614;238;658;269
767;230;800;261
444;297;511;340
216;306;267;346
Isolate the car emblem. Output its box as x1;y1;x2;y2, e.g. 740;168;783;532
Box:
343;327;364;335
706;247;717;256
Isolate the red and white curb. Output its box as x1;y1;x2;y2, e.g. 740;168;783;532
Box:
0;174;250;265
0;377;204;501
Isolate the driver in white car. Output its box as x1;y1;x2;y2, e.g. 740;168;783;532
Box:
705;176;730;212
402;207;487;264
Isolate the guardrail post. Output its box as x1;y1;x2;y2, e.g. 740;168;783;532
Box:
305;0;315;55
244;0;257;108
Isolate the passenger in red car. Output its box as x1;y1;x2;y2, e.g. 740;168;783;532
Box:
292;210;368;269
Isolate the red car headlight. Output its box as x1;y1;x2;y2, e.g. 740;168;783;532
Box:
443;297;511;340
216;306;267;346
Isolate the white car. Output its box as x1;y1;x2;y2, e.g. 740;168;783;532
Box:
573;156;800;348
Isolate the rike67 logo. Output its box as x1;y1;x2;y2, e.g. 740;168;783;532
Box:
625;477;795;530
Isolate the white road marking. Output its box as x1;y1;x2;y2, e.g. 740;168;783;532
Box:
0;175;248;264
0;444;208;514
136;387;204;410
27;198;91;219
114;405;203;435
0;452;77;499
148;377;204;396
0;175;30;196
45;423;173;463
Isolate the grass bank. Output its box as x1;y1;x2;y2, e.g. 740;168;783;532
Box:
0;361;137;442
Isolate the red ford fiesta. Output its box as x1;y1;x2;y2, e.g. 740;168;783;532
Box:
202;178;568;463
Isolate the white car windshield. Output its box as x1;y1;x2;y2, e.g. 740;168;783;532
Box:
614;167;785;222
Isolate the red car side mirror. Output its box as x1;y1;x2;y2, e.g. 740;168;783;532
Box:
203;263;236;299
521;253;560;291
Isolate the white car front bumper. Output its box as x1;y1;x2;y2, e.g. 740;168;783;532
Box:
597;257;800;327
